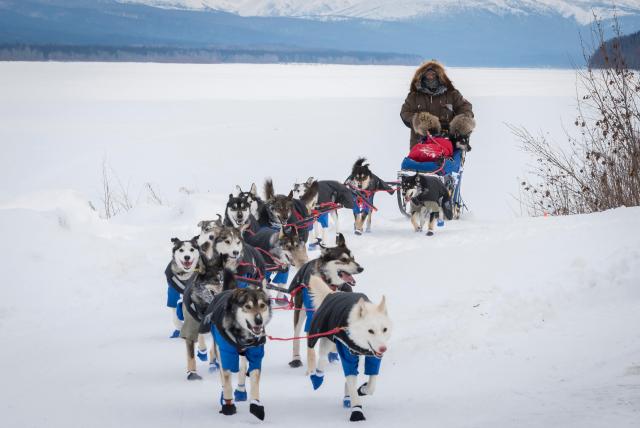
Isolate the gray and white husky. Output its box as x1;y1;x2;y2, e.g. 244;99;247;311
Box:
401;173;449;236
306;275;392;422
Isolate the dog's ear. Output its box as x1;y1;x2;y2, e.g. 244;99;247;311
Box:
336;233;346;247
306;176;315;186
197;220;205;228
190;236;199;246
234;185;242;197
171;237;181;250
287;190;294;200
378;295;387;314
214;214;223;227
357;297;368;318
250;183;257;196
228;193;234;200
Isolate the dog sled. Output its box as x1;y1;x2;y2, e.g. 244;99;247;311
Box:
395;143;468;220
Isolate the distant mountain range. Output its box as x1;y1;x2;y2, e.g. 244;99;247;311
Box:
2;0;640;66
590;29;640;68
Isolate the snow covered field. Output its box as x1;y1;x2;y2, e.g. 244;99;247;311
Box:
0;62;638;427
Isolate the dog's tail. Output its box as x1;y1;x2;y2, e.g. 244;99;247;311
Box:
307;275;334;309
264;178;275;200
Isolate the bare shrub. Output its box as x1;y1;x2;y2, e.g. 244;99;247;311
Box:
512;15;640;216
100;157;134;218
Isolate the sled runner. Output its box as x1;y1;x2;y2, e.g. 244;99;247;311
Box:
396;141;468;220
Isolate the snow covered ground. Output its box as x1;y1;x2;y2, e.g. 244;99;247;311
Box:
0;62;638;427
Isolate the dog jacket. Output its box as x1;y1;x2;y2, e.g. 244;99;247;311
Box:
183;282;215;334
234;243;267;288
317;180;354;209
308;292;382;377
206;291;266;374
288;260;353;332
165;263;190;295
346;173;393;215
412;175;450;204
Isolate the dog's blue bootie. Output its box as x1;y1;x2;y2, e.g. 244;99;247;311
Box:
343;395;351;408
328;352;340;363
169;329;180;338
209;360;220;372
234;387;247;402
437;218;445;227
197;349;208;362
310;370;324;390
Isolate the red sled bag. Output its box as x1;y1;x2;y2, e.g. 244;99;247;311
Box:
408;136;454;162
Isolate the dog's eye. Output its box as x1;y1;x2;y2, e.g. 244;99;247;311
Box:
209;235;214;240
244;304;252;310
368;329;374;334
383;327;388;333
190;248;195;252
225;240;231;244
259;303;266;309
179;249;184;252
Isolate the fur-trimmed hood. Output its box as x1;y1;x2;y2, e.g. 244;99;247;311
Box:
410;60;454;93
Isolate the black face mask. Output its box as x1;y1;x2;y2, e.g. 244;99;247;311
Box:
421;74;440;91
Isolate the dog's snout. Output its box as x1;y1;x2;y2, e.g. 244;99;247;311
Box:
254;314;263;325
233;250;240;256
357;266;364;273
184;255;191;261
379;345;387;354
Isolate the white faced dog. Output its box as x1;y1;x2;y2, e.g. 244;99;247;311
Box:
306;275;392;422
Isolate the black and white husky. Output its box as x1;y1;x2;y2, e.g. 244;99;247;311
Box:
292;177;354;247
212;223;267;287
345;158;394;235
287;233;364;368
203;288;273;420
401;173;450;236
306;276;392;422
166;237;201;336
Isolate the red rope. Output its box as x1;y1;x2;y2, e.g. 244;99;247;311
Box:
267;326;345;342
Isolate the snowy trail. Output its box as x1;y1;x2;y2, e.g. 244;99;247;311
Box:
1;190;638;428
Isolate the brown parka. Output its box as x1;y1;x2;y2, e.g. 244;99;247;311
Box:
400;60;473;148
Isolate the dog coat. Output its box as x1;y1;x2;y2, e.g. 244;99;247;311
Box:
206;291;266;374
183;282;215;334
288;260;354;332
165;263;194;311
412;175;450;204
308;292;381;377
243;228;290;284
317;180;354;209
234;243;267;288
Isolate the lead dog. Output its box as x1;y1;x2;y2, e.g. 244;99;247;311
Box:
286;233;363;368
306;275;392;422
203;287;273;420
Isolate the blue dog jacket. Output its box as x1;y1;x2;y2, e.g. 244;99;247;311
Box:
335;340;381;377
212;326;265;374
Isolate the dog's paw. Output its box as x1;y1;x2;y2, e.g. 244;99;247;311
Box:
328;352;340;363
250;400;265;420
186;371;202;381
357;382;369;396
343;395;351;408
209;360;220;373
219;404;236;416
426;230;434;237
350;406;366;422
196;349;208;362
354;229;363;236
310;371;324;390
169;329;181;338
288;359;303;368
234;387;247;402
